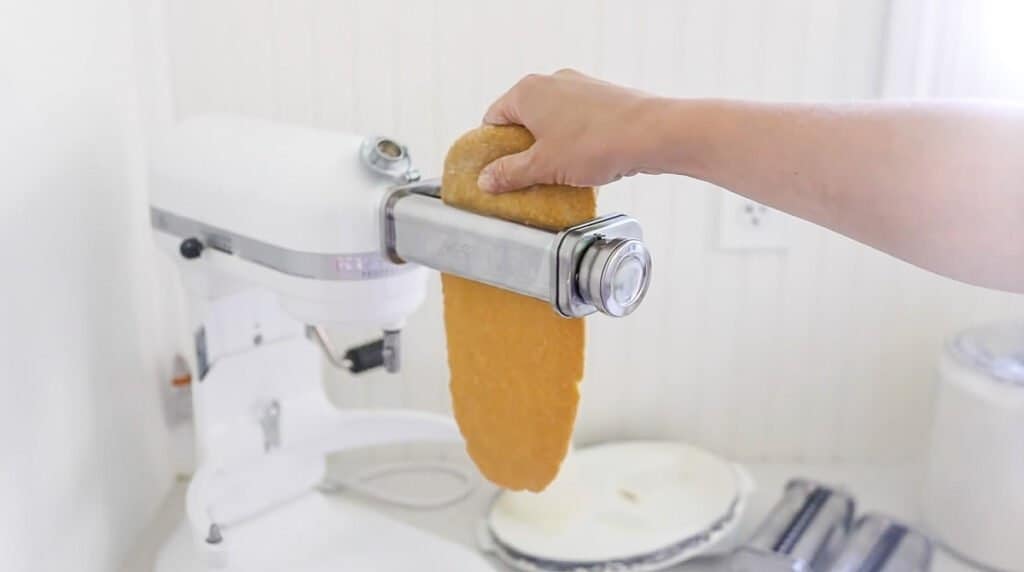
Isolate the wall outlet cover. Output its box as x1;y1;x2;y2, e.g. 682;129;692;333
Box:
717;191;788;251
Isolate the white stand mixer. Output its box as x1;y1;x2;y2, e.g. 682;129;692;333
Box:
147;115;653;570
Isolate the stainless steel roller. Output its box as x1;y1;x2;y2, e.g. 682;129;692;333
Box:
380;180;652;318
731;479;855;571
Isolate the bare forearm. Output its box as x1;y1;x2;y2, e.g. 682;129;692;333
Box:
653;99;1024;291
481;71;1024;291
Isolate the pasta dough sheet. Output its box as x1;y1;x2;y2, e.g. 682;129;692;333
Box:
441;125;596;492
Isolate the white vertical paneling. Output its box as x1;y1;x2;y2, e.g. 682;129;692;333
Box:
554;1;604;78
163;0;1024;464
309;0;358;129
269;0;316;123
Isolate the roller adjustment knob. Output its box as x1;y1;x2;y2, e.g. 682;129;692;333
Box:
179;237;204;260
577;237;651;317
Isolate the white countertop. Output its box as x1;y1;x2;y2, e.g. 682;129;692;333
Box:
122;454;984;571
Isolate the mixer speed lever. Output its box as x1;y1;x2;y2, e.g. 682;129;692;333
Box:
306;325;402;375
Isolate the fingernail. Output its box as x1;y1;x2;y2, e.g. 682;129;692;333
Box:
477;168;497;193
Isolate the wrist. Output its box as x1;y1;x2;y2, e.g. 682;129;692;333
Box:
631;97;723;179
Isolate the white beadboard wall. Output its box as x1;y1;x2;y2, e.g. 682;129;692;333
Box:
163;0;1022;463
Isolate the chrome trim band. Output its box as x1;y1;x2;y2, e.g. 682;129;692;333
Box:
150;206;414;281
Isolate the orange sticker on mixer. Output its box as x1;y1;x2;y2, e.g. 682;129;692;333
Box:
441;125;596;492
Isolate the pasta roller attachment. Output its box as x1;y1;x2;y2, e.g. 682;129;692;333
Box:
732;479;855;571
381;180;651;318
826;514;933;572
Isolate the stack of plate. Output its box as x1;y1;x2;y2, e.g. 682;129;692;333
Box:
480;441;752;572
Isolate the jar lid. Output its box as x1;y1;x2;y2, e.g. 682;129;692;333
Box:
948;322;1024;384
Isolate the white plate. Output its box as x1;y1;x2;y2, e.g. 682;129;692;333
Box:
485;441;751;569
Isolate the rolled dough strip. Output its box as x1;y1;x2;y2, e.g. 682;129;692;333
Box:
441;125;596;492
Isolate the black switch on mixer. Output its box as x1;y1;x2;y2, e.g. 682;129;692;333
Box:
180;237;204;260
344;339;386;373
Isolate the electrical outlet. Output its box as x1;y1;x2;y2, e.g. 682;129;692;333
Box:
717;192;787;251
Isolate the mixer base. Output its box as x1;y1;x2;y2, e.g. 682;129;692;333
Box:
154;492;495;571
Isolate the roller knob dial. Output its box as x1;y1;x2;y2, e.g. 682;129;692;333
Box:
577;237;651;317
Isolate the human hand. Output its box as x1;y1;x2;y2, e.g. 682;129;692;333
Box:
477;69;665;193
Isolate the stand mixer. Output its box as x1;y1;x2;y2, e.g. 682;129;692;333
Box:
147;115;653;570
